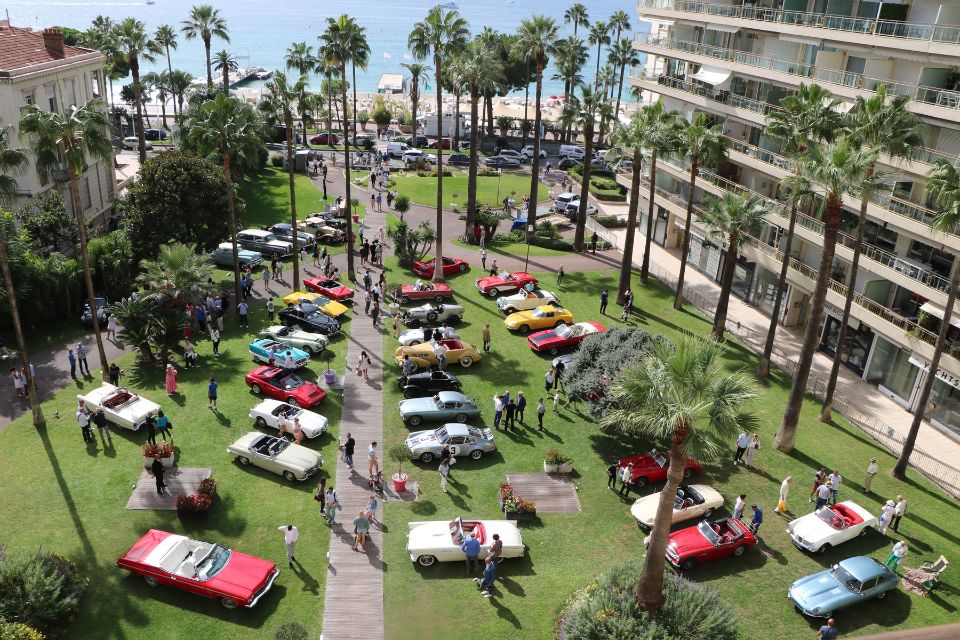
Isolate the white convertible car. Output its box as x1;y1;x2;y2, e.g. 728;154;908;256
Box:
398;326;459;347
77;383;161;431
248;399;329;438
228;432;323;481
787;501;879;554
630;484;725;532
407;517;525;567
497;289;559;314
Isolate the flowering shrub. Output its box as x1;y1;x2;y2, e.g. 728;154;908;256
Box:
0;622;45;640
0;552;88;634
197;477;217;496
497;482;536;514
140;442;174;458
176;476;216;513
544;449;571;465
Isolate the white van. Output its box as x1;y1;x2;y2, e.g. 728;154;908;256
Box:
553;192;578;212
386;141;409;158
558;145;585;160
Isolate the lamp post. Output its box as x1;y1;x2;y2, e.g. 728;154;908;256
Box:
496;168;503;205
524;223;534;273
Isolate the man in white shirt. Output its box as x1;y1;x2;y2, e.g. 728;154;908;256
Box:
76;405;93;443
734;432;750;465
283;351;297;371
827;471;842;505
278;524;299;567
892;495;908;532
618;463;634;497
815;481;832;510
864;457;878;493
733;493;746;520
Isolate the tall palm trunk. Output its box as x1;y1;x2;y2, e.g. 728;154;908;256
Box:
129;55;147;162
758;201;799;378
594;42;602;86
523;59;531;146
526;52;545;241
351;62;358;142
573;118;595;250
777;196;842;452
640;150;659;283
562;78;571;144
326;86;333;142
713;232;740;341
222;65;230;97
285;118;300;291
617;148;642;304
432;56;446;284
0;230;45;428
673;158;700;310
453;89;462;152
204;37;213;90
615;61;626;133
165;46;176;119
160;98;167;129
486;92;494;136
465;83;481;239
410;78;419;145
220;141;242;303
340;64;356;282
894;268;960;478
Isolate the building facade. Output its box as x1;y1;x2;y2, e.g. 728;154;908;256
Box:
0;24;114;226
628;0;960;441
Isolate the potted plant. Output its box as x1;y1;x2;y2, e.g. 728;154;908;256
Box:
498;481;536;520
321;351;337;385
176;476;216;518
451;192;460;212
388;443;409;492
141;442;175;469
544;449;573;474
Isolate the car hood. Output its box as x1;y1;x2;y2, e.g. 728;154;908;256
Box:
321;300;349;317
297;412;329;436
236;249;261;260
629;495;662;524
206;552;276;596
788;515;841;546
405;430;439;448
276;444;323;469
668;528;711;556
399;397;437;413
790;570;847;610
475;276;506;288
528;330;559;345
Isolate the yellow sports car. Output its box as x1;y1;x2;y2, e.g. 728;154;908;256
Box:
394;339;482;371
282;291;349;319
504;304;573;334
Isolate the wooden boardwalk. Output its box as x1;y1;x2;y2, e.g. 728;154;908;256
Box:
125;467;211;510
506;473;581;514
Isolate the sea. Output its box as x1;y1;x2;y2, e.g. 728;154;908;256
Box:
5;0;647;96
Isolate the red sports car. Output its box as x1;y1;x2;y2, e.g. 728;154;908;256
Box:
475;271;538;297
665;518;758;572
303;277;354;301
396;282;454;304
528;321;606;355
116;529;279;609
412;256;469;278
618;448;702;488
245;366;327;407
309;133;339;145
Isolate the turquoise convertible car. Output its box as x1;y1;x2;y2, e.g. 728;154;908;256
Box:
248;339;310;370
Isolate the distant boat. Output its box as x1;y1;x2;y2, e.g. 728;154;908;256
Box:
145;1;155;4
383;52;392;59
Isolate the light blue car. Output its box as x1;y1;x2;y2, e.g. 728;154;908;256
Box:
399;391;481;427
248;339;310;369
209;242;263;268
788;556;899;618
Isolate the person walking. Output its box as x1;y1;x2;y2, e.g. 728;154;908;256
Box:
556;265;565;287
745;435;760;469
184;340;197;370
537;397;545;431
461;532;481;574
371;301;381;328
368;441;379;477
553;389;562;413
165;363;178;397
324;486;339;525
363;289;372;315
76;342;90;376
599;289;608;315
92;408;112;447
885;540;908;572
492;393;503;430
482;323;492;353
151;456;167;495
76;404;94;443
619;463;634;497
750;504;763;535
516;392;526;423
607;462;619;489
365;494;379;525
209;327;221;357
196;304;207;333
315;476;327;515
156;410;173;443
439;458;450;493
292;418;304;445
476;556;497;598
818;619;839;640
590;231;598;253
313;244;321;268
505;398;517;431
810;468;828;502
776;476;792;513
360;241;370;266
344;433;356;470
544;368;555;393
733;432;750;465
865;457;879;493
67;348;77;380
108;363;122;386
733;493;746;520
11;368;25;397
353;511;370;551
481;248;488;271
208;377;218;410
106;313;117;341
238;299;249;327
879;499;896;534
263;265;272;292
300;246;308;267
892;495;908;532
278;524;299;567
357;351;371;379
145;411;158;446
815;481;832;511
828;470;842;505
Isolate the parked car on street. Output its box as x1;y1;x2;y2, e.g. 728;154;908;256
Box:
228;431;323;481
123;136;152;150
244;366;327;407
402;303;465;327
209;243;262;269
248;339;310;369
528;321;606;355
144;128;168;140
447;153;470;166
484;155;521;169
497;289;559;314
248;399;328;438
405;423;495;462
617;448;702;488
427;138;453;149
630;484;725;532
407;517;524;567
665;518;758;571
787;502;879;554
258;325;328;354
278;308;341;336
267;223;316;248
521;145;547;159
412;256;469;278
235;229;293;258
399;391;481;426
309;133;339;145
398;326;459;346
77;383;160;431
553;192;578;212
562;198;598;220
398;370;462;398
788;556;899;618
394;339;481;370
475;271;538;298
557;157;579;170
402;149;437;167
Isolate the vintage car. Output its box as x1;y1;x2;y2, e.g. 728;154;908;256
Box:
228;431;323;481
313;224;346;244
399;391;481;426
630;484;725;532
475;271;538;298
402;303;465;327
209;243;263;269
77;383;161;431
398;326;459;347
412;256;469;278
258;325;328;354
282;291;349;319
116;529;279;609
278;308;341;337
788;556;899;618
244;366;327;408
302;277;354;301
665;518;758;571
552;353;576;370
235;229;293;258
396;281;454;304
405;423;496;463
399;370;462;398
787;502;879;554
407;517;525;567
497;289;559;314
80;294;110;326
248;339;310;369
528;321;606;355
248;399;328;438
504;305;574;334
618;448;703;488
267;223;316;248
394;339;482;371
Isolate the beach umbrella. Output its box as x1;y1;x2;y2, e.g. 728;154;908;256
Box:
550;95;558;99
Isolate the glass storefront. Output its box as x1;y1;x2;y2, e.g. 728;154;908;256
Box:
924;376;960;439
637;206;668;247
864;336;919;407
820;315;875;377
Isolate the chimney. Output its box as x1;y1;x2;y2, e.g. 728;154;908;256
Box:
42;28;65;57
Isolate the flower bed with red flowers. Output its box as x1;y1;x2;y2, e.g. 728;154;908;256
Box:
176;477;216;516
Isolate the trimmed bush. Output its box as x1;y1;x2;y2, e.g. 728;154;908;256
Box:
270;153;284;168
0;551;89;635
274;622;308;640
590;176;619;191
560;559;739;640
478;168;499;178
594;215;627;228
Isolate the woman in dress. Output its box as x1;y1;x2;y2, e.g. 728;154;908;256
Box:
106;314;118;341
165;363;178;396
292;418;304;445
745;435;760;469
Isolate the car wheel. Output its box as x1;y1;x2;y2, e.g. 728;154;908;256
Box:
548;347;559;356
408;415;423;427
817;543;832;554
302;345;315;355
680;558;696;571
683;467;695;479
417;555;437;567
409;339;421;346
519;324;530;334
419;452;435;463
144;575;159;587
634;476;647;489
450;315;462;324
221;597;239;609
733;545;746;557
255;417;268;428
427;312;439;323
504;307;517;314
403;388;419;399
455;413;467;423
237;456;251;466
460;356;473;367
250;383;261;395
487;289;499;299
283;470;297;482
458;264;466;272
287;397;300;408
434;295;445;303
702;508;715;519
400;296;410;304
554;321;564;328
470;449;483;460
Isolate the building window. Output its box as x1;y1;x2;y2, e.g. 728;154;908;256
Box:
865;336;919;402
64;78;77;107
23;90;35;105
46;85;57;112
80;178;92;210
925;377;960;439
91;71;101;98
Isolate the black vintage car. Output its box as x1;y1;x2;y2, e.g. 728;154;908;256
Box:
279;308;341;337
399;370;462;399
81;295;109;326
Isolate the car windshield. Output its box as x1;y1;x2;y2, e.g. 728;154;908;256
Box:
263;233;278;242
435;427;449;444
433;395;444;408
832;565;861;592
532;308;550;318
653;453;667;468
697;521;720;545
816;507;845;529
279;375;304;391
500;272;512;280
555;324;573;338
194;545;231;582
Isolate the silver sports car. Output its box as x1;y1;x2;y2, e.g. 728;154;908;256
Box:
406;423;496;462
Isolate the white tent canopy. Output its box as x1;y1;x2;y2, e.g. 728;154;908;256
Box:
691;65;733;90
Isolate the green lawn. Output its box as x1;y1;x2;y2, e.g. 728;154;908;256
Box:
238;165;348;232
392;172;550;210
451;235;574;258
380;265;960;640
0;294;353;639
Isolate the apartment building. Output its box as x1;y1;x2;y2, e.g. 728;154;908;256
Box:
0;23;115;226
628;0;960;440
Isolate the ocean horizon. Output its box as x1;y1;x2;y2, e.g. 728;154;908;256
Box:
6;0;647;96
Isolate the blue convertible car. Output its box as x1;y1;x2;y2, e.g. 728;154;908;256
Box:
399;391;481;427
248;339;310;369
788;556;898;618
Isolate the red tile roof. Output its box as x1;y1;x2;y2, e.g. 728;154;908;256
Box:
0;25;95;74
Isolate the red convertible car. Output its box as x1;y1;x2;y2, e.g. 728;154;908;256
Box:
396;281;454;304
303;277;354;301
528;321;606;355
665;518;758;571
618;448;702;488
116;529;279;609
412;257;469;278
245;366;327;407
475;271;538;297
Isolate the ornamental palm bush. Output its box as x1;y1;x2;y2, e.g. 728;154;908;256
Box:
0;551;89;635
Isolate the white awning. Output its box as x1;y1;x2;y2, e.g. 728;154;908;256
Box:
920;301;960;328
691;65;733;89
639;16;674;26
836;101;856;113
706;23;740;33
780;35;823;47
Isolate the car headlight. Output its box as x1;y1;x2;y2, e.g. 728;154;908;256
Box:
811;607;821;615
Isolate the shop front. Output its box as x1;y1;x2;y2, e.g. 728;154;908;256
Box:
819;311;876;377
921;368;960;441
863;336;920;409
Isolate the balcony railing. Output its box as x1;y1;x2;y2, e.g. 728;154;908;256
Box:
631;66;780;116
635;0;960;45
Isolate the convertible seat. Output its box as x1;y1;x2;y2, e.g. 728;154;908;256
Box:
158;540;190;574
103;390;132;409
832;504;863;526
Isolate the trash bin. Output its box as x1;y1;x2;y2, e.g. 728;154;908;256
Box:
352;214;360;224
392;472;408;492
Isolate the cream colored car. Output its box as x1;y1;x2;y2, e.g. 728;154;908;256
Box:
630;484;724;532
228;432;322;481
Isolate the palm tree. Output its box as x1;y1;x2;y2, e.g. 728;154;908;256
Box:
114;18;161;162
400;62;431;145
285;42;316;144
609;38;640;131
603;337;756;614
588;21;609;88
143;71;171;128
571;86;609;250
0;125;45;428
819;86;921;422
182;4;230;91
136;243;214;307
673;113;729;310
607;9;632;44
261;71;309;291
187;94;262;302
154;25;178;118
758;83;843;378
697;193;767;340
167;70;194;119
513;16;559;242
563;3;589;115
775;138;875;452
20;101;113;378
594;65;617;145
346;23;371;144
553;36;587;142
409;6;470;282
213;50;238;96
895;159;960;478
